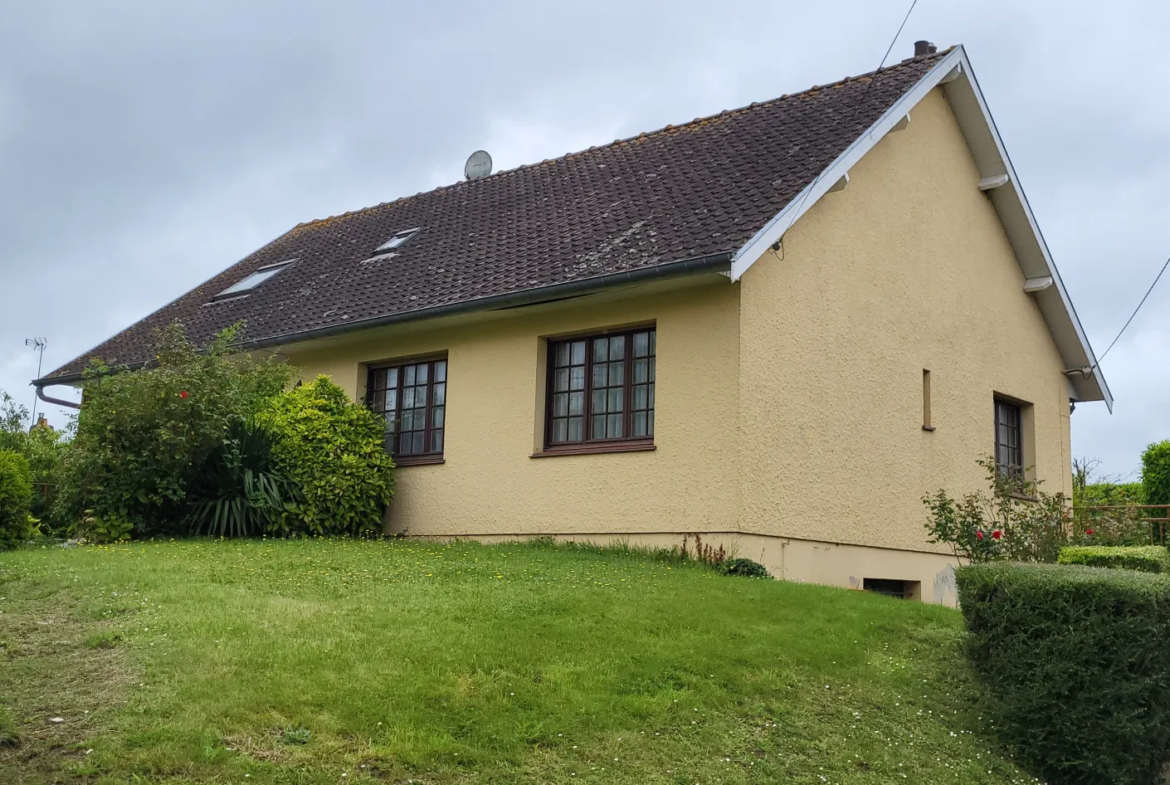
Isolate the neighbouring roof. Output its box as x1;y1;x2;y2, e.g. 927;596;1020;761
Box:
41;50;949;383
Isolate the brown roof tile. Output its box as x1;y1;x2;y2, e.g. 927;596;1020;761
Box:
41;50;949;382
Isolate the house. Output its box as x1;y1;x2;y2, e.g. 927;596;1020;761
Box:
35;43;1110;604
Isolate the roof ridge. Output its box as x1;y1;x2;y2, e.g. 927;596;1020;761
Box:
290;47;954;236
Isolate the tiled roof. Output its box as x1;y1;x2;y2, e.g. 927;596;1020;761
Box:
41;50;949;383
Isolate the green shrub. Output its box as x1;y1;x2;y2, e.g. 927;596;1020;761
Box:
956;563;1170;785
924;457;1069;563
255;376;394;536
1058;545;1170;573
722;558;769;578
187;417;287;538
1143;440;1170;509
0;390;69;530
55;322;293;534
0;450;34;550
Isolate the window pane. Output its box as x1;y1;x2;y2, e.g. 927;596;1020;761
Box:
431;431;443;453
552;418;568;443
403;387;415;409
591;415;606;440
592;364;607;389
434;360;447;382
567;417;582;442
400;409;413;431
570;366;585;391
399;432;413;454
633;384;647;410
417;364;429;384
648;383;655;408
386;367;399;387
405;365;416;385
649;330;656;355
555;342;570;366
553;393;568;417
413;432;425;454
593;338;608;361
554;368;569;392
609;336;625;361
372;390;386;413
569;392;583;416
432;406;444;428
383;413;396;435
633;359;648;383
571;341;586;365
633;411;647;437
387;390;397;412
592;389;607;413
608;388;623;412
648;410;654;436
608;361;624;386
607;413;623;438
649;357;655;382
633;332;649;357
433;382;446;406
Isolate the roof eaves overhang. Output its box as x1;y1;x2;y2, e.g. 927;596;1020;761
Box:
730;45;1112;412
34;250;734;388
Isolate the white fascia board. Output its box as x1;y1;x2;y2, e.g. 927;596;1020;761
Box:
730;46;1112;411
947;48;1111;411
730;48;965;283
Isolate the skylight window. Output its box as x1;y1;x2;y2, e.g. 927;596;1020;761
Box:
215;260;294;299
376;228;419;252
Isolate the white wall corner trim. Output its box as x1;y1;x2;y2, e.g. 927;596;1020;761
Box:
729;45;1112;411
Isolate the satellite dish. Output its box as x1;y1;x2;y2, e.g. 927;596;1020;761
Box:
464;150;493;180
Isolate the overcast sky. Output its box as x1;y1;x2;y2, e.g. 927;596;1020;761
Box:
1;1;1167;480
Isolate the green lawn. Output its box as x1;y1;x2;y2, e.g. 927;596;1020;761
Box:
0;539;1036;784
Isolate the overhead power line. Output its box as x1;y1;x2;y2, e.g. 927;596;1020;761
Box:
1094;255;1170;367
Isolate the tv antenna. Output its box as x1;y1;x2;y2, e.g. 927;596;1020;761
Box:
24;337;47;424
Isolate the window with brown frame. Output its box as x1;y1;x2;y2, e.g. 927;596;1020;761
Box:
366;357;447;465
994;398;1023;479
544;327;655;452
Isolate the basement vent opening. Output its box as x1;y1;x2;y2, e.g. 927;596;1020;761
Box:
213;260;295;300
376;228;420;252
862;578;921;600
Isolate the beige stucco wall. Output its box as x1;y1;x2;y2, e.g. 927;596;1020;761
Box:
279;85;1075;604
284;280;742;537
736;86;1073;554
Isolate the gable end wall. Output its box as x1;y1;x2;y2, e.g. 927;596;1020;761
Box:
737;87;1072;552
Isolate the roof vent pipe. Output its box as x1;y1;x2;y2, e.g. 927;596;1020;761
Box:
914;40;937;57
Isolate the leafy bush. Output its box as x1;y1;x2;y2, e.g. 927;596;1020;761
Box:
722;558;769;578
74;510;134;543
55;322;293;534
188;418;288;538
1058;545;1170;573
1143;441;1170;509
956;563;1170;785
0;390;69;529
255;376;394;536
924;458;1068;563
0;450;35;550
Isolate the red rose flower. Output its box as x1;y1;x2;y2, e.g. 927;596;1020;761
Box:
179;390;189;399
992;530;1002;540
976;531;984;540
1085;529;1094;536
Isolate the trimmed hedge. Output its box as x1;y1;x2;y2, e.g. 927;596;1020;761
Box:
956;563;1170;785
1058;545;1170;573
0;450;34;550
